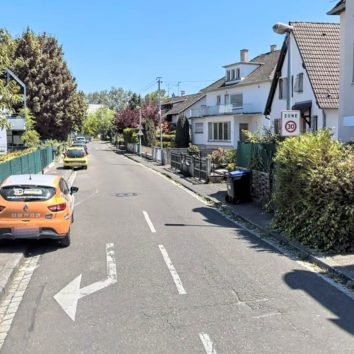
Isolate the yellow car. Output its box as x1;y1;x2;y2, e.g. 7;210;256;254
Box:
64;147;88;169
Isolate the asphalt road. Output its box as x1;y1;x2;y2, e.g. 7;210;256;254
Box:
2;141;354;353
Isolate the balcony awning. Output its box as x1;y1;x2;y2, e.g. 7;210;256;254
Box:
292;101;312;113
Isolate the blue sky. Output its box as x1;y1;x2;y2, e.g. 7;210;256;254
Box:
2;0;339;96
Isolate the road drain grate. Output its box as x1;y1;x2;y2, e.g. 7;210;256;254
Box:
114;193;138;197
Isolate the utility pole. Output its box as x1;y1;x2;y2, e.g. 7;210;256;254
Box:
157;77;163;164
177;81;181;96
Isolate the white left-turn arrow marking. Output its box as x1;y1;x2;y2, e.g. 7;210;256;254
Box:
54;243;117;321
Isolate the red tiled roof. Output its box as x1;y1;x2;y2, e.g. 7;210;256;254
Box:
291;22;340;109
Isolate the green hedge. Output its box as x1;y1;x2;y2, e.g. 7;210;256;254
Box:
272;130;354;252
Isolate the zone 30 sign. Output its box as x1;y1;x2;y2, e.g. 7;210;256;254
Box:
281;110;300;136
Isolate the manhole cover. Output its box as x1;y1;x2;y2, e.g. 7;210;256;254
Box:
114;193;138;197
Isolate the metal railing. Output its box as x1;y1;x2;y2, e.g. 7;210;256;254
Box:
189;103;256;118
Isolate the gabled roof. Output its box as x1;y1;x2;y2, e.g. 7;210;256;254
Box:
264;22;340;114
327;0;345;15
162;96;186;107
164;93;205;116
202;49;281;93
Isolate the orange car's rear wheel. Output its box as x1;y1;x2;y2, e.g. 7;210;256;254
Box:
59;229;71;247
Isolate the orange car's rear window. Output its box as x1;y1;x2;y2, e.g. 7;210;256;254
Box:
0;185;56;202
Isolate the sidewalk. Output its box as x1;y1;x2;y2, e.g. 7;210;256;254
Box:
0;161;74;299
124;152;354;286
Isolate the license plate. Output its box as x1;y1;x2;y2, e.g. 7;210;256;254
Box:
11;213;41;218
13;228;39;236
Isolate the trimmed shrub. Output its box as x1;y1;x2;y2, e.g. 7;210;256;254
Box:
123;128;138;144
143;118;156;147
175;115;190;148
272;129;354;252
187;144;200;156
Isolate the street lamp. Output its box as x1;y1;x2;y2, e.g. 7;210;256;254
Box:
273;22;294;110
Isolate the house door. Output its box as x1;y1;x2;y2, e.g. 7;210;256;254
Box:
239;123;248;142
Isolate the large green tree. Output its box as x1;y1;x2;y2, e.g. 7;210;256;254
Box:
86;87;132;111
14;29;86;140
0;29;22;129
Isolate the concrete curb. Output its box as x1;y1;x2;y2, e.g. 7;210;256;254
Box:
124;152;354;286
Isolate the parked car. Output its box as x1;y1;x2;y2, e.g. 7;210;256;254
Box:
74;136;86;144
64;147;88;169
71;141;88;154
0;174;78;247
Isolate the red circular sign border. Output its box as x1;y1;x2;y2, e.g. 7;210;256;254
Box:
285;120;297;133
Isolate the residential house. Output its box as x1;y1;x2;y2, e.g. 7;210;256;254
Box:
189;47;280;149
162;93;206;128
328;0;354;142
264;22;340;138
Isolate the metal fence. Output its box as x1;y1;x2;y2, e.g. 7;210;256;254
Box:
0;147;54;184
171;152;211;182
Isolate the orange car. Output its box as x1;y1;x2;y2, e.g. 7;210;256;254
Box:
0;174;79;247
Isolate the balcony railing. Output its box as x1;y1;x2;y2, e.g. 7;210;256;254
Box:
188;103;257;118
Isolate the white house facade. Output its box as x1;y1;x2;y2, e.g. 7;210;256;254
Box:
264;22;340;139
190;47;280;149
329;0;354;142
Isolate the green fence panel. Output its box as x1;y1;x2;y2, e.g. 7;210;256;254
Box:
0;147;55;185
10;158;22;175
236;142;253;168
236;142;276;172
0;162;12;184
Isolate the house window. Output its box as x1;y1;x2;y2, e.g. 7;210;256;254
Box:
216;95;221;105
230;94;243;108
236;68;241;80
208;122;231;141
231;69;235;80
194;122;203;134
224;94;230;105
226;70;231;81
279;77;289;99
294;73;303;93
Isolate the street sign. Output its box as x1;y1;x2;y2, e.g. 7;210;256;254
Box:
281;110;300;136
54;243;117;321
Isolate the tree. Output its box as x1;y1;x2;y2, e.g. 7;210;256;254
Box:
0;29;21;129
19;108;40;147
14;29;84;140
175;115;190;147
128;93;142;110
143;118;156;147
96;107;115;140
86;87;133;111
144;89;168;105
83;113;99;137
115;108;139;132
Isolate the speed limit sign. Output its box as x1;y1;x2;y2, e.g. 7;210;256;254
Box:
281;110;300;136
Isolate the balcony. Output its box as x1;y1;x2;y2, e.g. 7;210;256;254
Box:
188;104;259;118
7;116;25;130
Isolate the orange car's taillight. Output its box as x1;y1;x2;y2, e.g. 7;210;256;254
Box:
0;206;5;212
48;203;66;212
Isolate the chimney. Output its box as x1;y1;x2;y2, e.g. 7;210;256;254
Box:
270;44;277;52
240;49;249;62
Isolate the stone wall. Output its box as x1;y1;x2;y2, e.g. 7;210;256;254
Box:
251;170;271;204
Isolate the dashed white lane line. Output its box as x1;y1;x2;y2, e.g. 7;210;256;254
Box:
158;245;187;295
143;211;156;233
199;333;218;354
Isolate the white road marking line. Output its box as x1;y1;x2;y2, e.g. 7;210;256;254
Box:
199;333;218;354
158;245;186;295
54;243;117;321
143;211;156;233
253;312;281;319
67;170;77;188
